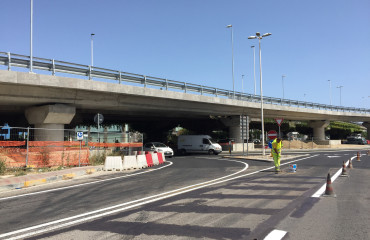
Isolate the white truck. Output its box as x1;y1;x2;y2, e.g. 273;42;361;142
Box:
177;135;222;155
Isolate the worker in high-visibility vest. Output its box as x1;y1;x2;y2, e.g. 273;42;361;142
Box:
272;138;283;172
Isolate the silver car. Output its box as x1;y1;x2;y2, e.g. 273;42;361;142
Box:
143;142;174;157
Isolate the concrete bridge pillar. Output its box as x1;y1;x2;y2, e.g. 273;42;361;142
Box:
221;115;250;143
362;122;370;140
25;104;76;141
308;120;330;141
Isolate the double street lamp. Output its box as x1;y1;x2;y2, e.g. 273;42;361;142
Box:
248;32;271;155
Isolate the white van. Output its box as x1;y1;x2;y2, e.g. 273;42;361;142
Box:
177;135;222;155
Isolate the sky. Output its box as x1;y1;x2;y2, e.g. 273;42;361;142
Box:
1;0;369;109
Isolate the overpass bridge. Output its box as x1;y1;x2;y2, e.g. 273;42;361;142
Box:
1;52;370;142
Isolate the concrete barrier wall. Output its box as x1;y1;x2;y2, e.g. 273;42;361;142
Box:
232;143;255;151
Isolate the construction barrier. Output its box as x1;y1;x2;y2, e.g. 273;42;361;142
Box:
137;155;148;168
152;153;159;166
145;153;154;167
122;155;138;170
157;153;164;164
104;156;123;171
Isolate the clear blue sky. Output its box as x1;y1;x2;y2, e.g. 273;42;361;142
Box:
1;0;369;108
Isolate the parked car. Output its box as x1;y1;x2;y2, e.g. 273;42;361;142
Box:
143;142;174;157
346;137;367;145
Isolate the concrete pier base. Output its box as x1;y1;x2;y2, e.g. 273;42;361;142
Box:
25;104;76;141
221;115;250;143
308;120;330;141
362;122;370;140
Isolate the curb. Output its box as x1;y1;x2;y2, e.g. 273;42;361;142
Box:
0;166;103;192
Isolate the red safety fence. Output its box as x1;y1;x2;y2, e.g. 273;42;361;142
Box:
0;140;143;168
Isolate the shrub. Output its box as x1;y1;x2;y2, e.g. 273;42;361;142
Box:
89;150;106;165
0;158;6;175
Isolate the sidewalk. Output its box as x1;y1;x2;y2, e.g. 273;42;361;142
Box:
0;165;104;192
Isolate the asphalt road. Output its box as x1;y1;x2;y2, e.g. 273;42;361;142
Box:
0;149;369;240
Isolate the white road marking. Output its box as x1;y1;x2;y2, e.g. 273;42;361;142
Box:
311;156;356;198
1;155;318;239
264;229;287;240
327;156;341;158
0;162;174;201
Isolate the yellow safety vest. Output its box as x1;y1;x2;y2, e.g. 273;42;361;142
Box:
272;139;282;154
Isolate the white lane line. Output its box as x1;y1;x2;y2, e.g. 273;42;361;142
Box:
311;156;355;198
0;159;249;239
0;162;174;201
264;229;287;240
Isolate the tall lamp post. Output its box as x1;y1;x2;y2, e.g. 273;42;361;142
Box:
241;74;245;94
91;33;95;67
328;80;332;105
248;32;271;155
226;25;235;98
251;46;256;95
282;74;286;99
30;0;33;73
337;85;343;106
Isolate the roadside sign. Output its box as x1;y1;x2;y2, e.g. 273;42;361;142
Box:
275;118;284;126
94;113;104;124
267;130;278;140
77;131;84;141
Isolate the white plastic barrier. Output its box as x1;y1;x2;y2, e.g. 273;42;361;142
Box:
160;152;167;162
152;153;159;165
104;156;123;171
136;155;148;168
122;155;139;170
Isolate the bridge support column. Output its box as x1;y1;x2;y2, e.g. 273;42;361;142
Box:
221;115;250;143
25;104;76;141
362;122;370;140
308;120;330;141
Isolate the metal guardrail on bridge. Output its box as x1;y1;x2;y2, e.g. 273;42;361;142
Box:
0;51;369;114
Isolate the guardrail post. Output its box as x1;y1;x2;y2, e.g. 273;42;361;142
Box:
144;76;147;88
165;79;168;90
119;71;122;84
52;59;55;76
7;52;11;71
215;88;218;97
201;86;203;95
184;82;187;93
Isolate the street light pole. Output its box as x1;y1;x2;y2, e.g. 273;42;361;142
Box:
328;80;332;105
282;74;286;99
91;33;95;67
337;85;343;106
241;74;244;94
226;25;235;98
248;32;271;156
251;46;256;96
30;0;33;73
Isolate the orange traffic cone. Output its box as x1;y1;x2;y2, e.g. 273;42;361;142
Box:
340;161;348;177
347;159;353;169
357;152;361;162
323;173;336;197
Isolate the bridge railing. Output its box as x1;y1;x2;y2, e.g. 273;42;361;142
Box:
0;51;369;114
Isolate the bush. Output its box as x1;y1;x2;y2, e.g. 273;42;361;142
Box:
0;158;6;175
89;150;106;165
